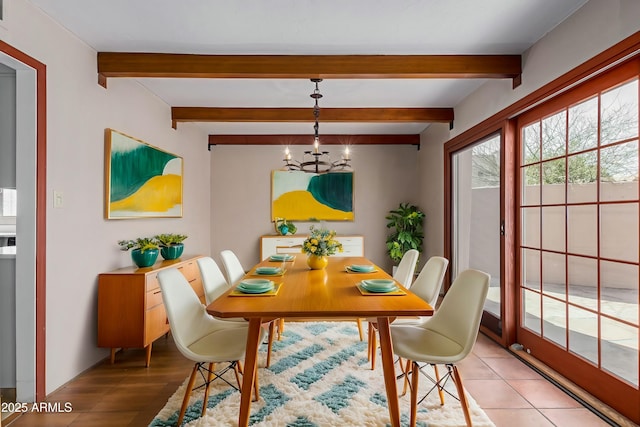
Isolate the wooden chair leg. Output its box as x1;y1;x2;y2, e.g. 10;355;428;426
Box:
266;321;275;368
367;322;373;360
201;363;215;417
233;362;242;389
277;318;285;340
356;318;364;341
178;364;199;426
370;328;377;370
451;365;472;427
252;364;260;402
433;364;445;405
410;361;419;427
402;358;411;397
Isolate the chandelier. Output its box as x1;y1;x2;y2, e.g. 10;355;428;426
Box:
283;79;352;174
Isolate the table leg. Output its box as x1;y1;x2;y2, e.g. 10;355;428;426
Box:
239;318;263;427
377;317;400;427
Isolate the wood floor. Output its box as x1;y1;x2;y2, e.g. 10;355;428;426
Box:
4;336;193;427
3;328;621;427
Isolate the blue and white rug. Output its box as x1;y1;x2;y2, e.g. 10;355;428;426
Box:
150;322;495;427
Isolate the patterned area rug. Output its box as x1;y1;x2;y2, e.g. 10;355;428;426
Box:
150;322;495;427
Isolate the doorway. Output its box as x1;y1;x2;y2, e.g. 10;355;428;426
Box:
0;40;46;410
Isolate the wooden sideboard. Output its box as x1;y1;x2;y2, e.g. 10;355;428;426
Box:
260;235;364;260
97;255;204;366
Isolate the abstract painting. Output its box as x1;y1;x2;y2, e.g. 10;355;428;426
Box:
271;170;354;221
105;129;183;219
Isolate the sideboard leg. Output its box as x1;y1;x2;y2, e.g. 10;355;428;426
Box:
145;344;152;367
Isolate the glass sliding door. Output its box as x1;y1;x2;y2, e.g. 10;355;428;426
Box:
452;133;503;334
517;59;639;420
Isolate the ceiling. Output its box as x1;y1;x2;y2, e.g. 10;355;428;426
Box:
30;0;589;142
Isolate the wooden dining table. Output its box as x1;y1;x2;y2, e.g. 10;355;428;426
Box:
206;255;434;427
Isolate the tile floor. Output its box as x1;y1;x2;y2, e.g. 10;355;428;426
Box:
463;333;615;427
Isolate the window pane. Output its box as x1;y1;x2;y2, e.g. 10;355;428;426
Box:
543;296;567;348
522;121;540;165
521;207;540;249
523;288;541;335
568;256;598;310
542;158;566;204
567;205;597;257
600;203;639;263
522;165;540;205
568;305;598;364
541;206;565;252
567;151;598;203
601;317;638;387
600;141;638;202
542;251;565;300
601;260;638;324
522;248;541;291
601;80;639;146
568;96;598;153
542;111;567;160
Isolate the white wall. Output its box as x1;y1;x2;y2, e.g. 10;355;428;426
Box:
0;0;212;394
418;0;640;260
209;144;420;273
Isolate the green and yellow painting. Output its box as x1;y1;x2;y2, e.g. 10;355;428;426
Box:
106;129;183;219
271;170;354;221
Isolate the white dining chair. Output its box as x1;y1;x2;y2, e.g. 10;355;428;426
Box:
197;256;277;367
393;249;420;288
219;249;246;285
157;268;264;426
366;249;420;369
390;269;490;427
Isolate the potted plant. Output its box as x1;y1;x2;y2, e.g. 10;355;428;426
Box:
155;233;188;260
301;225;343;270
118;237;160;268
273;217;297;235
385;203;425;267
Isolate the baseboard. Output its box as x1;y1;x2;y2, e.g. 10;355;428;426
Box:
509;348;636;427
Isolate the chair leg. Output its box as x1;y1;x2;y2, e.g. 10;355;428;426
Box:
253;367;260;402
451;365;473;427
370;328;377;370
410;361;419;427
367;322;373;360
201;363;215;417
277;318;285;340
178;364;199;426
433;364;446;405
266;321;275;368
356;318;364;341
233;362;242;389
401;358;411;397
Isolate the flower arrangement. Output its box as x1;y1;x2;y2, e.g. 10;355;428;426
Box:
302;226;343;257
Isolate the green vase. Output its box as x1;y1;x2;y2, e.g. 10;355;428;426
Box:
131;248;159;268
160;243;184;260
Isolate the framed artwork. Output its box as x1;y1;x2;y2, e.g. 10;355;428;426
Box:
271;170;354;221
105;129;183;219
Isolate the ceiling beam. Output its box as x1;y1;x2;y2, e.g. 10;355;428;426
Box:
208;134;420;148
172;107;453;128
97;53;521;84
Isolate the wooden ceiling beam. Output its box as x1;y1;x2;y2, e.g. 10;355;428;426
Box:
97;53;521;83
172;107;453;128
208;134;420;147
